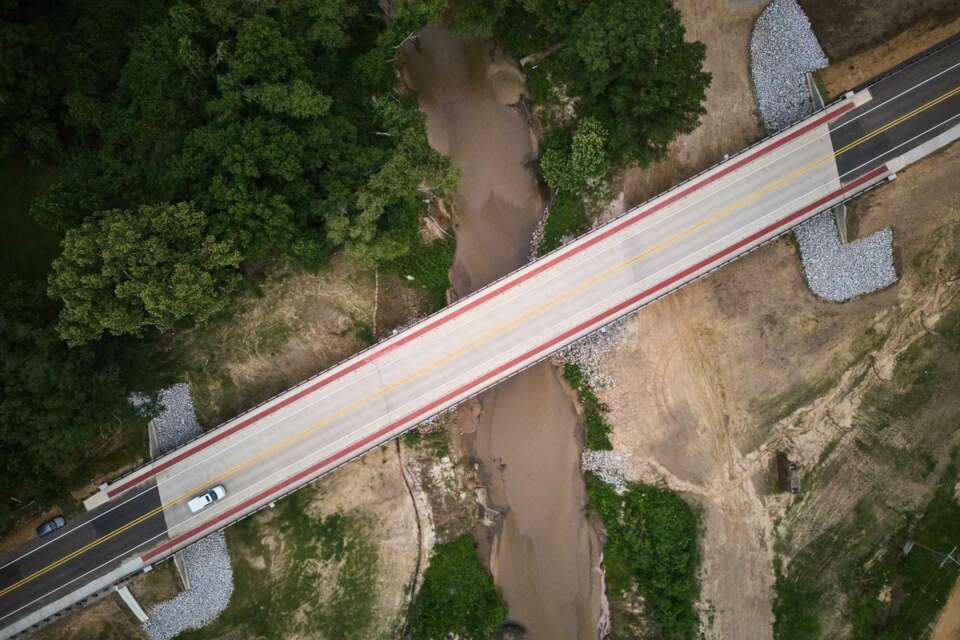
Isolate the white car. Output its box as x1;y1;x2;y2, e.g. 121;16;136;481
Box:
187;485;226;513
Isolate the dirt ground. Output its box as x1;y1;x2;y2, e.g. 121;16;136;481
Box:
402;25;602;639
799;0;960;62
599;2;960;638
933;582;960;640
604;80;960;640
818;15;960;98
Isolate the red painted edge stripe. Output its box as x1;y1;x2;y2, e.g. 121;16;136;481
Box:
112;101;856;497
141;164;887;562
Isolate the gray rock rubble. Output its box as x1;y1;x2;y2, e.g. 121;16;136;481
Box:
143;533;234;640
794;211;897;301
141;384;234;639
750;0;827;133
152;383;203;456
750;0;897;300
581;450;628;494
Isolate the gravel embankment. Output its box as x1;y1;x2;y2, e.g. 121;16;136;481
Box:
152;383;203;456
795;211;897;301
141;384;234;639
555;317;627;390
750;0;828;133
581;450;628;494
143;533;234;640
750;0;896;300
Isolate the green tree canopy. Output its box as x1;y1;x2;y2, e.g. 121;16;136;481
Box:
409;535;507;639
0;275;152;528
19;0;455;341
540;116;608;193
48;202;241;345
454;0;710;167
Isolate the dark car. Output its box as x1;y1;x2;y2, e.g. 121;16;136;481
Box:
36;516;66;537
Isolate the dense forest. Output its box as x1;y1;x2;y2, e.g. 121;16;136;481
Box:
0;0;708;529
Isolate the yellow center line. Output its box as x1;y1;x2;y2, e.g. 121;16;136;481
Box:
4;82;957;602
834;84;960;156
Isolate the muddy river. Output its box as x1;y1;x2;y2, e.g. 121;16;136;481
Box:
401;25;602;639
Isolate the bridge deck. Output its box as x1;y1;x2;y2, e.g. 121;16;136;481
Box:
3;34;960;640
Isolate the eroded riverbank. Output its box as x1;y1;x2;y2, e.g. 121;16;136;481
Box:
400;25;602;639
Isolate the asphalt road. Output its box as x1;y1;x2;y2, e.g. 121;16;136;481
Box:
833;37;960;181
0;482;164;623
3;34;960;640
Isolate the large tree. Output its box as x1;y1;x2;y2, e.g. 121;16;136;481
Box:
454;0;710;167
0;276;149;526
48;202;241;345
26;0;454;341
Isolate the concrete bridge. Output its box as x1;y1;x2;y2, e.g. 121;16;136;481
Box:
2;33;960;640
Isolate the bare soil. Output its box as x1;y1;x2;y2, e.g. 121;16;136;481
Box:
932;579;960;640
600;2;960;638
603;100;960;640
818;15;960;98
799;0;960;62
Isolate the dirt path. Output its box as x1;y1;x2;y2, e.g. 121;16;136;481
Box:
401;25;601;639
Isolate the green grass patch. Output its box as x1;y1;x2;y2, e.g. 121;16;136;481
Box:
403;427;450;458
586;473;702;639
562;362;613;450
773;305;960;640
539;191;589;255
772;556;823;640
408;535;507;640
842;454;960;640
181;490;378;640
381;201;455;312
386;236;454;311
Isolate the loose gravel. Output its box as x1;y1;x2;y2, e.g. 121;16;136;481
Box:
751;0;896;300
151;383;203;456
795;210;897;301
143;533;234;640
555;316;627;390
140;384;234;639
750;0;828;133
582;450;628;494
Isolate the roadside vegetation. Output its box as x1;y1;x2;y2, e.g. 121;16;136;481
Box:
564;362;702;637
587;474;702;639
408;535;507;640
562;363;614;450
773;304;960;640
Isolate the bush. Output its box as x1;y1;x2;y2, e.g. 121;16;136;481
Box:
409;536;507;639
587;474;701;639
562;362;613;450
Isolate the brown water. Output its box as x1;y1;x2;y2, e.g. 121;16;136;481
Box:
401;25;602;639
